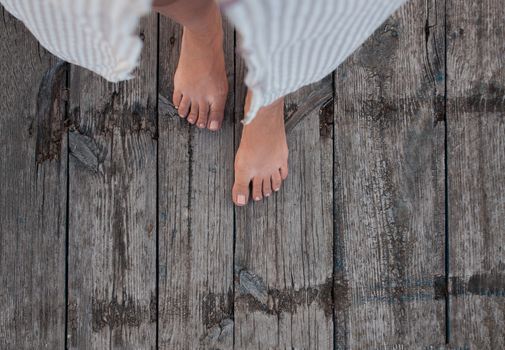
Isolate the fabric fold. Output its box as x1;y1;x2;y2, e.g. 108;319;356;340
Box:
1;0;153;82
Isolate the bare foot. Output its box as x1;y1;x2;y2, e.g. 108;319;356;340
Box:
172;1;228;131
232;91;289;206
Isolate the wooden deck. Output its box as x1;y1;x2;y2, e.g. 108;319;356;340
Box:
1;0;504;348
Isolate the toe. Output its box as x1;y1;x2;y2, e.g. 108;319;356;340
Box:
272;170;282;192
232;175;251;206
196;101;210;129
178;96;191;118
187;102;199;124
263;176;272;197
252;177;263;201
173;90;182;109
280;163;289;180
208;100;225;131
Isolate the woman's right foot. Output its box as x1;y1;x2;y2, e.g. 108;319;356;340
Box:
232;91;289;206
171;1;228;131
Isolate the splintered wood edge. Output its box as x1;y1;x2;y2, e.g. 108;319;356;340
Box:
285;82;333;133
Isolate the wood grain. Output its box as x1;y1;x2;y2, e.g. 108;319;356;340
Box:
0;10;67;349
233;49;334;349
66;15;158;349
3;0;505;348
447;1;505;348
333;0;446;347
157;16;235;349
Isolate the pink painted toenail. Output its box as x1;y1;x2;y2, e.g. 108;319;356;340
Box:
274;187;280;192
254;196;261;201
209;121;219;130
265;193;271;197
198;123;205;128
237;195;246;205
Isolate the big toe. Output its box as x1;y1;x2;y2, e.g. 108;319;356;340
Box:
208;99;225;131
280;163;289;180
232;174;251;206
271;170;282;192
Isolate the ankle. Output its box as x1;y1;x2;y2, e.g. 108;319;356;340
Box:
241;97;285;145
155;0;221;37
184;2;222;37
185;22;222;46
245;97;284;127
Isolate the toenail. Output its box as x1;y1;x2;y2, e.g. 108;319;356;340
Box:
274;187;280;192
237;194;246;205
198;123;205;128
254;196;261;201
265;193;271;197
209;121;219;130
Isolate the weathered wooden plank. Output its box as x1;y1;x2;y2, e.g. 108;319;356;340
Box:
333;0;446;347
66;15;157;348
447;1;505;348
157;16;235;349
233;54;334;349
0;9;67;349
285;82;333;134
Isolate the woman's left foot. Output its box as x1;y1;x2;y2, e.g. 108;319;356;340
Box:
233;91;289;206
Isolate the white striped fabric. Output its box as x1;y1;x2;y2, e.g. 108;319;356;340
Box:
220;0;407;123
1;0;406;122
0;0;152;82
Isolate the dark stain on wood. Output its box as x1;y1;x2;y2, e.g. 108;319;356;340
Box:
169;35;177;46
433;94;445;125
345;276;448;305
35;60;69;163
146;222;154;238
448;82;505;113
333;272;350;313
433;275;447;300
112;188;129;277
150;291;157;323
319;96;334;138
235;268;333;317
70;91;157;138
91;294;152;331
361;97;422;129
451;273;505;297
